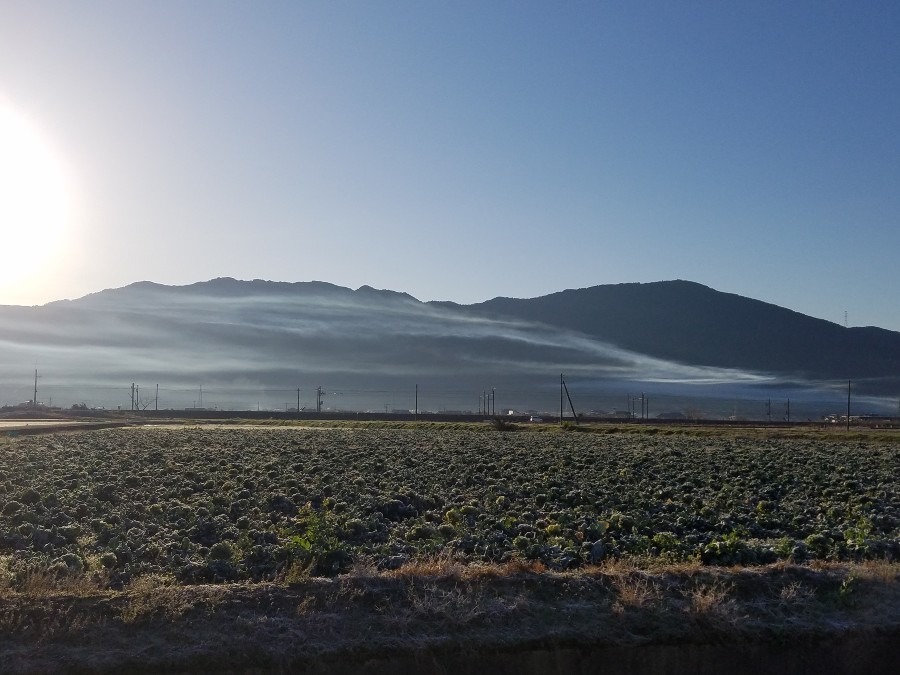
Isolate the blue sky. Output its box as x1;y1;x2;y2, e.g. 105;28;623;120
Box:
1;1;898;329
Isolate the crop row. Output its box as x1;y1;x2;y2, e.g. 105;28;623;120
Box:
0;427;897;583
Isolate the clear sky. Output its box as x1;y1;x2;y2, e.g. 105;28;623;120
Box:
1;1;898;329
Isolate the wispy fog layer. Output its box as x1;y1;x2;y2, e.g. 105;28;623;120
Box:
0;282;889;416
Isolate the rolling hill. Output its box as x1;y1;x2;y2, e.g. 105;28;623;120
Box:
0;278;897;412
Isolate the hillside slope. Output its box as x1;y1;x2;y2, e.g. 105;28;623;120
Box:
440;281;900;392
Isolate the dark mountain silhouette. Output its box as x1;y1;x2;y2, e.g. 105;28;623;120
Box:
437;280;900;393
0;278;897;411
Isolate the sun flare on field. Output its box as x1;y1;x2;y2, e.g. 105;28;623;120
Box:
0;104;72;299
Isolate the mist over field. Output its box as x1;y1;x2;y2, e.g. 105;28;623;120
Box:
0;278;896;418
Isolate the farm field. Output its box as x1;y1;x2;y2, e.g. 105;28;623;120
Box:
0;424;898;673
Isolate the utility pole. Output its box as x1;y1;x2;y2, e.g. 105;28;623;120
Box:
641;392;645;420
33;369;38;408
785;398;790;424
156;384;159;411
131;383;135;412
297;388;300;413
562;377;579;424
491;388;495;416
415;384;418;421
199;385;203;409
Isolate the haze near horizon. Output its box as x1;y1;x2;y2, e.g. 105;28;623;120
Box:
1;2;899;330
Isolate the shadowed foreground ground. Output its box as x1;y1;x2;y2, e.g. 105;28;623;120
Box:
1;559;897;674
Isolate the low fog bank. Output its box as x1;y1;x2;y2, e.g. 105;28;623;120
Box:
0;280;894;418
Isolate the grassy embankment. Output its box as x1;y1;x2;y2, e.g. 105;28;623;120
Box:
0;557;898;673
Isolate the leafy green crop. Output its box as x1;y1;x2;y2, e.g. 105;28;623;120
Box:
0;427;896;583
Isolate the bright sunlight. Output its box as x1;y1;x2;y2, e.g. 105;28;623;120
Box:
0;104;71;296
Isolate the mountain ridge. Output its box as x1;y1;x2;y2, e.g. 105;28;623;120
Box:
1;278;897;411
446;279;900;384
35;277;900;387
47;277;419;305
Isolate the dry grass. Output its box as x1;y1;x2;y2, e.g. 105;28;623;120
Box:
401;582;492;626
19;568;100;598
854;558;900;583
779;581;816;603
382;554;467;581
121;574;182;622
684;579;736;619
0;559;895;672
0;556;105;599
121;575;228;623
611;573;662;613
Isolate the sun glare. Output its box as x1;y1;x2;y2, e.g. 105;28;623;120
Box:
0;104;72;299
